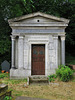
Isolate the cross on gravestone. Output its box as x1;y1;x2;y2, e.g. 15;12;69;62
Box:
1;60;10;72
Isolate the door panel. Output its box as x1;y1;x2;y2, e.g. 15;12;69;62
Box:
32;44;45;75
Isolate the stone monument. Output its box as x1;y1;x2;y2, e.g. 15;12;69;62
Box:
8;12;70;79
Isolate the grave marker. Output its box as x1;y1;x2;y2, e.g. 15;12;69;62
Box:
1;60;10;72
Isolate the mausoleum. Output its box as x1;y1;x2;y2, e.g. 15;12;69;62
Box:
8;12;69;79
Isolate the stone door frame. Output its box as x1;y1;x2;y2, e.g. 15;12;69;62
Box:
29;40;49;76
31;44;45;75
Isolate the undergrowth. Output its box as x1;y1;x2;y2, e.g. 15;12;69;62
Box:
0;73;9;79
48;74;57;82
49;65;73;82
56;65;73;82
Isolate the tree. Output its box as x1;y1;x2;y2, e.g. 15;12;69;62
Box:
0;0;75;69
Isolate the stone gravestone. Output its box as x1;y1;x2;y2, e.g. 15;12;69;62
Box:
1;60;10;72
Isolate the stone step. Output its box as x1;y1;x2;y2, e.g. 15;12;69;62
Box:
29;75;49;85
0;83;8;93
0;83;12;100
30;75;48;79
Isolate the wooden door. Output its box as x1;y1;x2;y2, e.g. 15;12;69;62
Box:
32;44;45;75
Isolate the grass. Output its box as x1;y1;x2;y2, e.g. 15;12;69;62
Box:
0;73;27;85
0;72;75;100
0;73;9;79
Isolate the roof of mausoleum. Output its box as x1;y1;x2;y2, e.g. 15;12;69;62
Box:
8;12;70;24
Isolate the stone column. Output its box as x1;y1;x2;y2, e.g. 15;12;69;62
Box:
61;36;65;65
53;35;58;68
18;36;24;69
11;35;15;69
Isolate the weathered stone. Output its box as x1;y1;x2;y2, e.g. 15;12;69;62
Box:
29;76;49;85
8;12;69;79
0;83;8;93
1;60;10;72
0;84;12;100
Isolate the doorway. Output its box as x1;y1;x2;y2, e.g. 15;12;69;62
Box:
32;44;45;75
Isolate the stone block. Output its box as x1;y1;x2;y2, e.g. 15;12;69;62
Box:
10;69;31;79
0;84;8;93
48;43;54;50
0;84;12;100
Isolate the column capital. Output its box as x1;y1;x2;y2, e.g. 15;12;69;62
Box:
19;35;24;39
61;36;65;40
53;35;58;39
10;35;16;40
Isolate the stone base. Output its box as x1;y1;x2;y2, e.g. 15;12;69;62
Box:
46;69;56;76
10;68;57;79
10;69;31;79
29;75;49;85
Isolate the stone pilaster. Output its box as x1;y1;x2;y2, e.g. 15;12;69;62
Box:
11;35;15;68
61;36;65;65
24;36;29;70
15;37;18;69
18;36;24;69
53;35;58;68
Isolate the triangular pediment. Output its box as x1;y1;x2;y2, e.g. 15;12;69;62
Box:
8;12;69;24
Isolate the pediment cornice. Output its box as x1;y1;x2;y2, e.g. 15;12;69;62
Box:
8;12;69;24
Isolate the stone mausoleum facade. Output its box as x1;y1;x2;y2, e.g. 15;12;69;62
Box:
8;12;69;79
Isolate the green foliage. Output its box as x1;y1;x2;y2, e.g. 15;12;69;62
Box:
58;65;64;69
56;65;73;82
48;74;57;82
6;79;27;84
4;96;12;100
3;78;27;85
0;0;75;70
0;73;9;79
